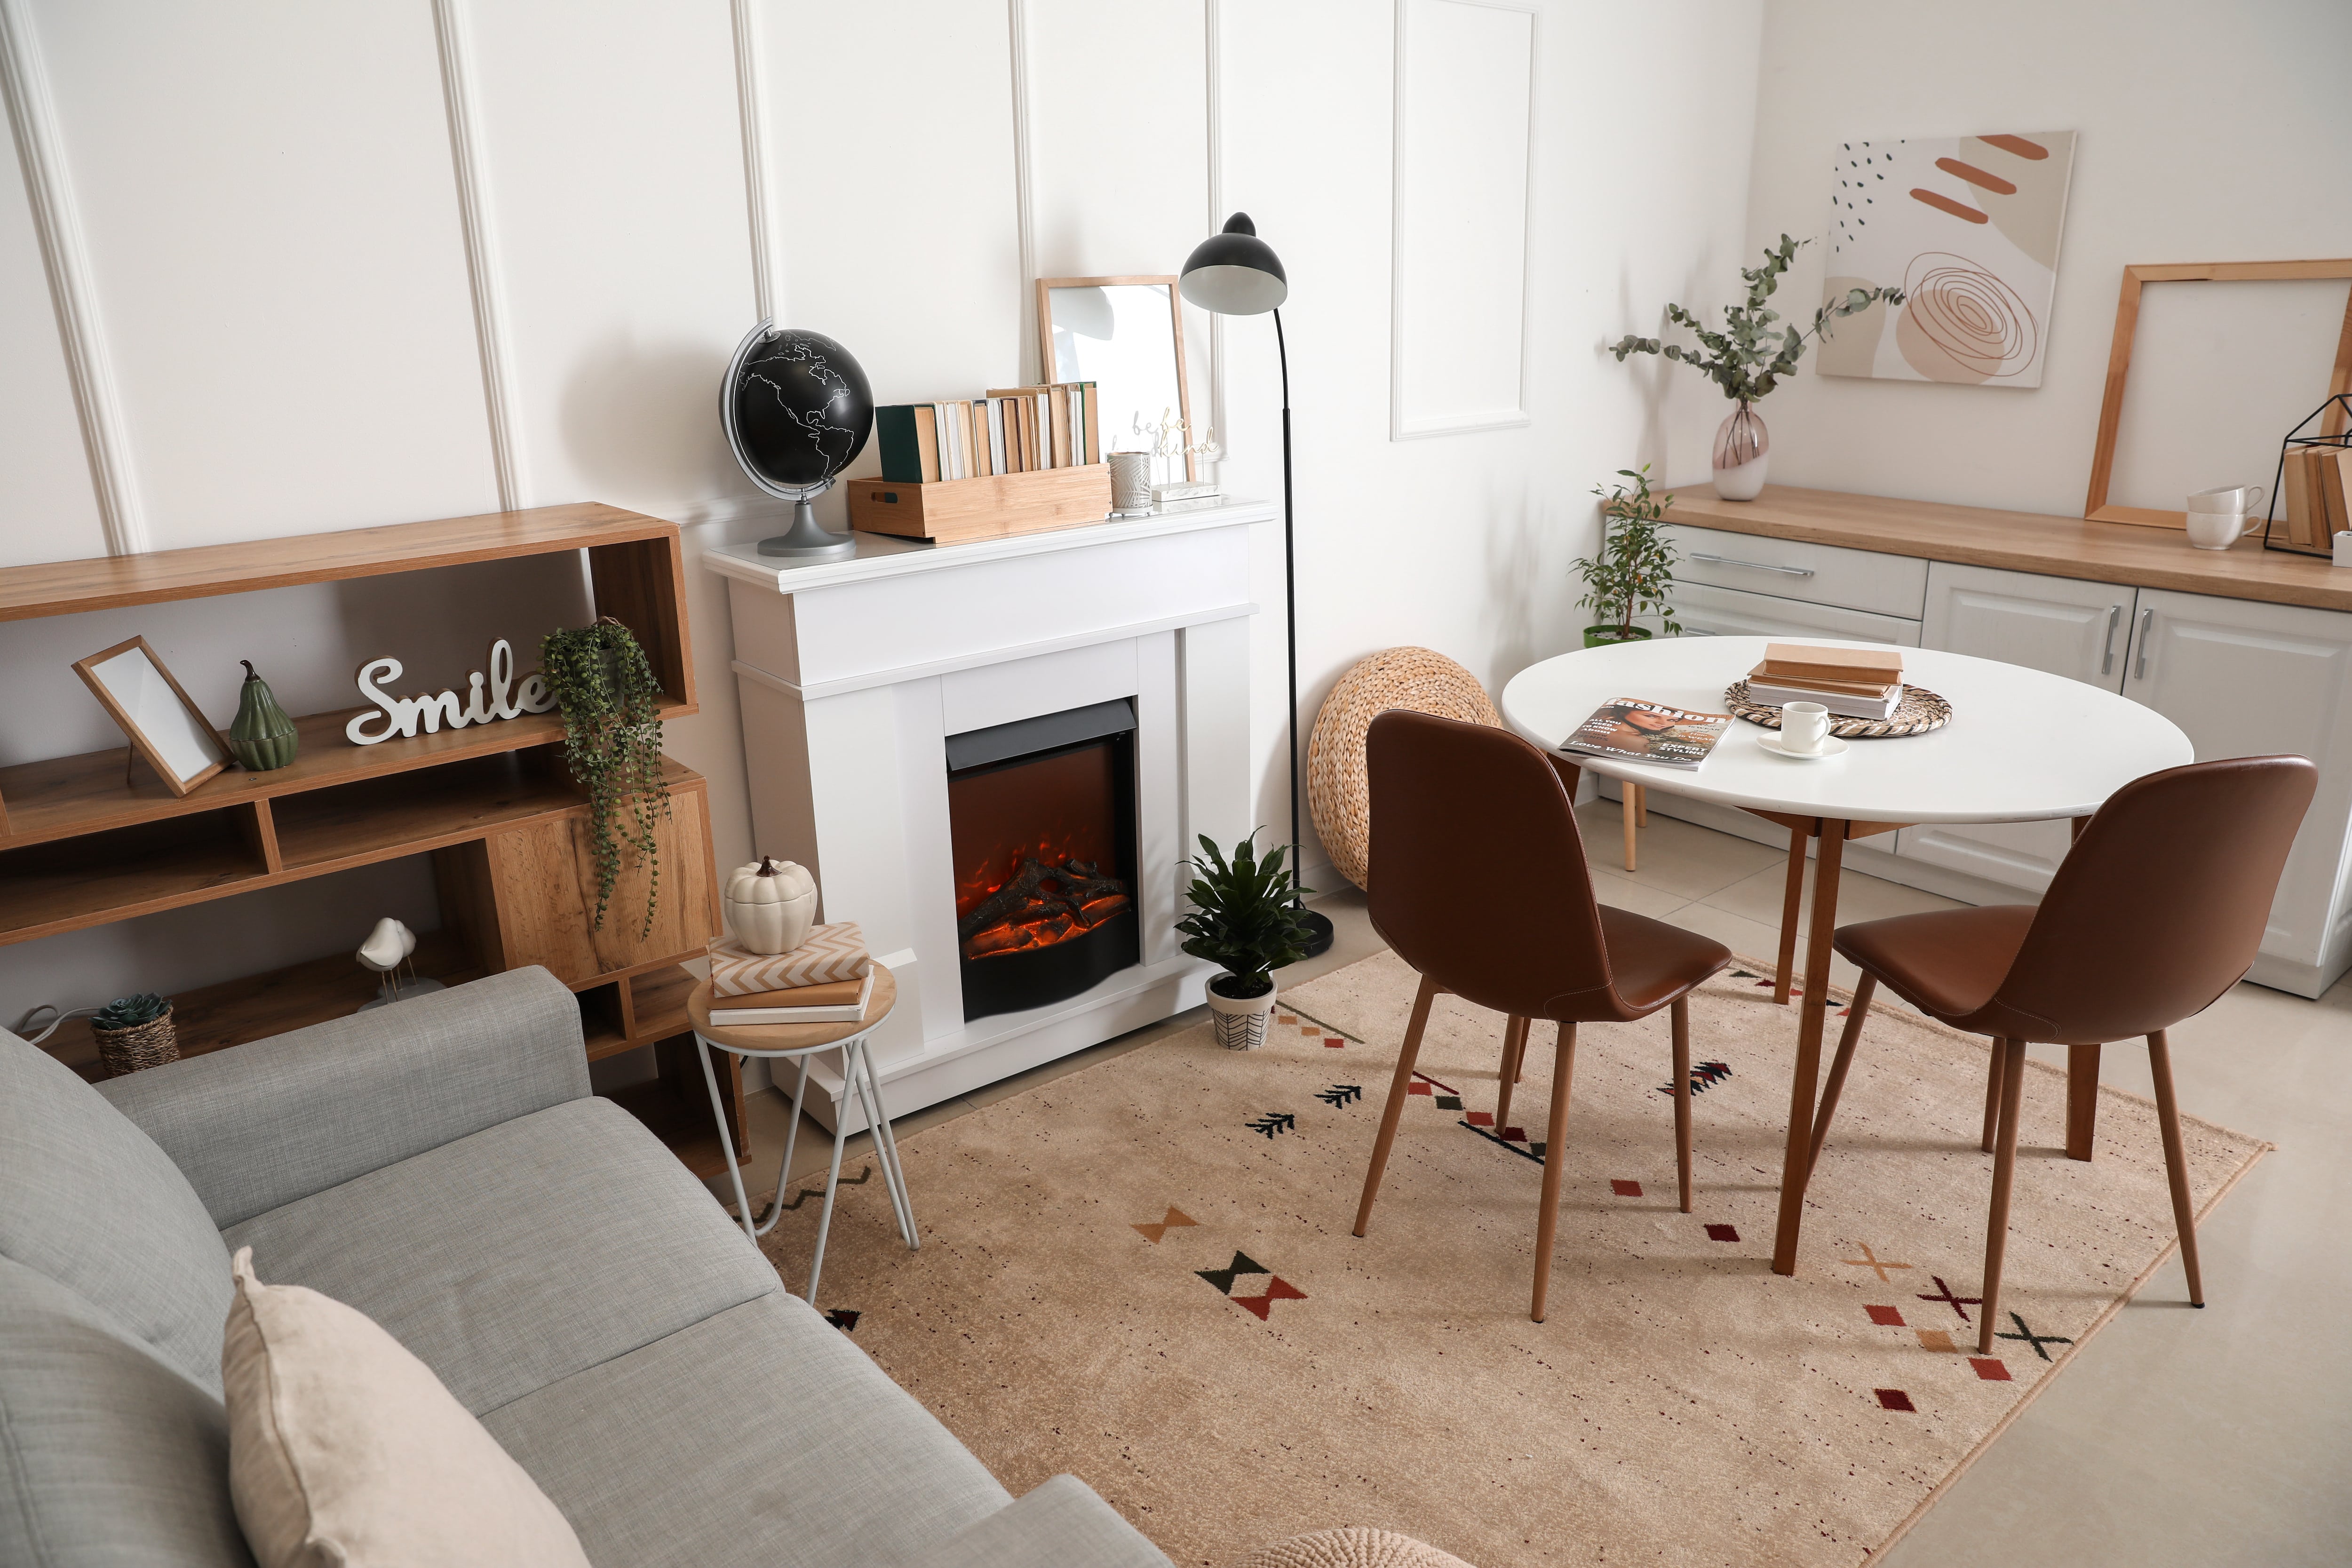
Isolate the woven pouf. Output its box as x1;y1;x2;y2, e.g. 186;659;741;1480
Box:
1307;647;1502;890
1234;1528;1478;1568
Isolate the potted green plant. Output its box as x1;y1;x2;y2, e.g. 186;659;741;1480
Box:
1607;234;1902;499
540;617;671;938
1176;831;1313;1051
1576;466;1681;648
90;992;176;1076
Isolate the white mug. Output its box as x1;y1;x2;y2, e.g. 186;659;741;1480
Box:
2185;509;2262;550
1780;701;1830;755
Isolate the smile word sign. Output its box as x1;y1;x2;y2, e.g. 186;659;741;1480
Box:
345;639;556;746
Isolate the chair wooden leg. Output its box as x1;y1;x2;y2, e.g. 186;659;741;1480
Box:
1805;973;1877;1180
1670;996;1693;1214
1980;1039;2007;1154
1495;1014;1529;1135
1622;789;1638;872
1773;828;1807;1005
1978;1038;2028;1354
2146;1030;2205;1307
2066;1042;2101;1161
1354;974;1439;1238
1531;1025;1578;1322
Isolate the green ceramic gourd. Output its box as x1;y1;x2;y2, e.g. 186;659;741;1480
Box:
228;659;299;772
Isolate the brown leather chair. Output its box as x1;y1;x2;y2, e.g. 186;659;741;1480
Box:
1350;710;1732;1321
1811;756;2316;1353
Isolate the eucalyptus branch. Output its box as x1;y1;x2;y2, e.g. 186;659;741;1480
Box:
1607;235;1903;404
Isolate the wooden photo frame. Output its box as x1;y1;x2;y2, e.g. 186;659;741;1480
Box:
72;636;229;797
1034;275;1197;480
2085;259;2352;529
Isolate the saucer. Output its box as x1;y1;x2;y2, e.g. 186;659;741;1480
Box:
1758;733;1848;761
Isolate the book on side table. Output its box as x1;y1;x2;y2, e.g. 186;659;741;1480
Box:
1746;642;1905;720
706;925;874;1024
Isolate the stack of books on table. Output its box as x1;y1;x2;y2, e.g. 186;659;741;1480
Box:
706;923;874;1025
874;382;1099;482
1745;643;1906;721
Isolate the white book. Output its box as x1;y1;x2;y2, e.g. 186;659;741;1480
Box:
987;398;1008;474
944;401;965;479
1746;679;1901;720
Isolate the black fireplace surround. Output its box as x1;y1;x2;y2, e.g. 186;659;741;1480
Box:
946;699;1140;1022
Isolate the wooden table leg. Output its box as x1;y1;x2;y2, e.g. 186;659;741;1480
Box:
1622;788;1638;872
1771;818;1844;1276
1773;825;1808;1005
2066;1042;2100;1161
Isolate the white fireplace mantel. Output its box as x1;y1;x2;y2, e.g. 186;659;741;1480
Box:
703;499;1273;1128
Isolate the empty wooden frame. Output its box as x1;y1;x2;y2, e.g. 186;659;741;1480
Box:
1034;275;1195;478
2086;259;2352;529
72;636;229;797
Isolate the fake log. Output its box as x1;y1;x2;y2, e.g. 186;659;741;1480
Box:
958;856;1132;956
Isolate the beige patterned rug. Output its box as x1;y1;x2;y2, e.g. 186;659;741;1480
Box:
755;950;2269;1568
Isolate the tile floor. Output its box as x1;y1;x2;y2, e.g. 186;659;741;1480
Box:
711;800;2351;1567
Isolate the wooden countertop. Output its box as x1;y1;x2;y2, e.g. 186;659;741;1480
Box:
1663;485;2352;614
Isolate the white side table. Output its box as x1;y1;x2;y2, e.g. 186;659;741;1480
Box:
688;970;918;1305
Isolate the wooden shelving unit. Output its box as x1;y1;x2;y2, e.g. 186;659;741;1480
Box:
1;503;741;1171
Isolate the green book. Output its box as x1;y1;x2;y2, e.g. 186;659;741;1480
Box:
874;404;940;483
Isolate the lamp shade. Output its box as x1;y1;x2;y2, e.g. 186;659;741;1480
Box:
1179;212;1287;316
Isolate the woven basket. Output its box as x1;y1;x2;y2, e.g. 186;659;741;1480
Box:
93;1007;178;1077
1307;647;1502;891
1234;1529;1477;1568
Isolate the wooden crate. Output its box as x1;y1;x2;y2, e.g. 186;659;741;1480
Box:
846;464;1111;545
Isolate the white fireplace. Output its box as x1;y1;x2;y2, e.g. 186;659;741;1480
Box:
704;499;1271;1130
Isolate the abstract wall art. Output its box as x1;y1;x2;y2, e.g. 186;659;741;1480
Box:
1816;131;2077;388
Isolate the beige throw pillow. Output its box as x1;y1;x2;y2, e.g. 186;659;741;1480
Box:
221;1246;591;1568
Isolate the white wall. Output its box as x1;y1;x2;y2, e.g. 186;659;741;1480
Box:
1741;0;2352;518
0;0;1757;1020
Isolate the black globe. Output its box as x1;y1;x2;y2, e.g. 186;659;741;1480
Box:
723;326;873;495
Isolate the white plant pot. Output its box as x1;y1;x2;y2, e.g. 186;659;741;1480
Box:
1206;979;1277;1051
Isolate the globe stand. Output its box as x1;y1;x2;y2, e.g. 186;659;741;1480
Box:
756;488;857;560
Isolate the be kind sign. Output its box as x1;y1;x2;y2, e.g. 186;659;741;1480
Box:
346;639;555;745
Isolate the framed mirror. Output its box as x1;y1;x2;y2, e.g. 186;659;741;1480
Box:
1036;276;1195;478
73;637;229;796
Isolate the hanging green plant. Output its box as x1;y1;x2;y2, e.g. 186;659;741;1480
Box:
540;617;669;937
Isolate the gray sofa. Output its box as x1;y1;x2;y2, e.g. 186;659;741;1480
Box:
0;966;1168;1568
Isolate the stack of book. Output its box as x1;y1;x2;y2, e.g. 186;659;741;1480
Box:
2280;443;2352;552
707;923;874;1025
1745;643;1905;720
875;382;1100;483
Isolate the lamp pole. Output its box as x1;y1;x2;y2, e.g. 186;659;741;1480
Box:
1273;310;1333;956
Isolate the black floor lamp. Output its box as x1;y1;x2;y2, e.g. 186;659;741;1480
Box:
1180;213;1335;959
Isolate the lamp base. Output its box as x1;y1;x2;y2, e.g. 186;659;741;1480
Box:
757;498;858;560
1295;907;1335;960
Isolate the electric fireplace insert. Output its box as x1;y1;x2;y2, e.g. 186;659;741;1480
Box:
946;699;1140;1022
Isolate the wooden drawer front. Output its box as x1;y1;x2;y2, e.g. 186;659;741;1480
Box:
488;784;718;983
1667;524;1927;620
1673;581;1921;645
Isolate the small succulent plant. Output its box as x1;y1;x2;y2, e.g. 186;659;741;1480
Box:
92;993;169;1030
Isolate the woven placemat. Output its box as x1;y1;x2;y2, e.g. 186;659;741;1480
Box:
1725;680;1953;739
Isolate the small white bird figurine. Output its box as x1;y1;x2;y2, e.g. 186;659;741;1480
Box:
355;917;441;1011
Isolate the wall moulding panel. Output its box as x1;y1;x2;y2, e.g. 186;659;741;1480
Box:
1389;0;1536;440
429;0;525;513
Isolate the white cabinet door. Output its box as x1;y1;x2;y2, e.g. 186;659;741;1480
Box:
1899;564;2137;893
2122;588;2352;982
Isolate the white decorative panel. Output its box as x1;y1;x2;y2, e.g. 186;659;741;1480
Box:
1389;0;1534;439
29;0;497;547
0;124;106;566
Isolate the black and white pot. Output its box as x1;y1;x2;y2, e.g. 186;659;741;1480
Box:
1206;976;1277;1051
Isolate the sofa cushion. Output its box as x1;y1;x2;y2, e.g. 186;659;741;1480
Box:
0;1257;254;1568
877;1474;1170;1568
0;1029;233;1392
482;1292;1012;1568
224;1097;778;1416
221;1247;590;1568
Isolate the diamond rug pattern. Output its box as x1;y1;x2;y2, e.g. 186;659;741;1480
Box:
753;949;2269;1568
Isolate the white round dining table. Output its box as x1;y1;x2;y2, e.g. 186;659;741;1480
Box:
1499;637;2192;1275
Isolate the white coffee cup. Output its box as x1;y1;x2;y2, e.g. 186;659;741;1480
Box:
2184;484;2265;551
2186;483;2265;513
1780;701;1831;755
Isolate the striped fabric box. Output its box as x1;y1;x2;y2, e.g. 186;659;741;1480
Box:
708;923;871;997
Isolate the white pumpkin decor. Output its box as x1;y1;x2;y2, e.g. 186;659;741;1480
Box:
724;856;817;955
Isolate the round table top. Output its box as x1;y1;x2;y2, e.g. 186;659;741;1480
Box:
688;966;896;1055
1499;637;2192;825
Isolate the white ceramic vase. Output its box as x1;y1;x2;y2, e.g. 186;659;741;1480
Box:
1712;400;1770;501
1206;979;1277;1051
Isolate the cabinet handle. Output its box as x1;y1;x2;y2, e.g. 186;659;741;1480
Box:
1689;553;1814;577
2133;606;2154;680
2100;604;2122;675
